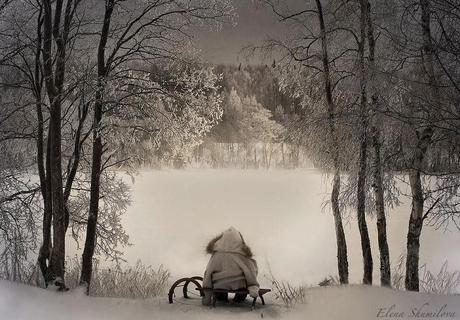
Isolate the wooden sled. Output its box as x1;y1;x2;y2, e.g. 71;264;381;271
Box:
168;276;271;309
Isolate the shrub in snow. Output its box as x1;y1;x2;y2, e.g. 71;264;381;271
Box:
65;258;170;298
392;255;460;295
265;273;305;307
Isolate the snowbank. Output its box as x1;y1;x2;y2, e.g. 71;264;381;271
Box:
1;280;459;320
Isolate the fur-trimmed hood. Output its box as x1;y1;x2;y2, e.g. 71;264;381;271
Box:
206;227;253;258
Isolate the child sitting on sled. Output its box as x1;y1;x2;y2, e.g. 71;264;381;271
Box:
202;227;259;305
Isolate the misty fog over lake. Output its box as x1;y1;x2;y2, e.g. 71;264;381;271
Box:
70;169;460;287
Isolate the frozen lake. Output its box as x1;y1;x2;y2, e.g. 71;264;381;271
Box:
88;169;460;286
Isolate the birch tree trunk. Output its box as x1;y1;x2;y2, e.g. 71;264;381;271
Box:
356;0;373;285
315;0;348;284
372;128;391;286
405;0;437;292
406;128;433;291
365;0;391;287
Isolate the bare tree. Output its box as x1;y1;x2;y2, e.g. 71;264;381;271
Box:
79;0;233;290
258;0;351;284
375;0;459;291
80;0;115;288
314;0;349;285
40;0;82;288
365;0;391;287
356;0;373;285
0;0;94;286
404;0;438;292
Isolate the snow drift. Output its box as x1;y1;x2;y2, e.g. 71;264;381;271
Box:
1;280;459;320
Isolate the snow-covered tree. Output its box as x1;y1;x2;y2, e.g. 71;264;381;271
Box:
78;0;233;290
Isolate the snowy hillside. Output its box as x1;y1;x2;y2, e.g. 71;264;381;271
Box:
1;280;459;320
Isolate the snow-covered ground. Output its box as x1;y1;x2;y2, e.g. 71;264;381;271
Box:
1;280;459;320
69;169;460;286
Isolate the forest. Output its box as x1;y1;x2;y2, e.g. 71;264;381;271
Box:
0;0;459;315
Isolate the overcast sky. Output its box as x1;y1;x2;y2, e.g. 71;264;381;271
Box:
193;0;299;65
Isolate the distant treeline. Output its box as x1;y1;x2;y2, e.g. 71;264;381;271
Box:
168;142;312;169
131;64;460;172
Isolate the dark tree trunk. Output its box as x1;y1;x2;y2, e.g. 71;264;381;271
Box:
80;0;114;291
40;0;78;288
357;0;373;285
33;7;53;283
37;112;53;284
332;170;349;284
364;0;391;287
37;0;88;284
40;0;59;286
357;137;373;285
405;127;433;291
48;98;66;286
315;0;348;284
372;129;391;286
80;97;103;288
405;167;425;291
405;0;437;292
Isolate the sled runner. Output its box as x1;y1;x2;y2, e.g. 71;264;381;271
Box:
168;276;271;309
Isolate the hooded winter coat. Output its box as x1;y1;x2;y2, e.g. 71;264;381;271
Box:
202;227;259;304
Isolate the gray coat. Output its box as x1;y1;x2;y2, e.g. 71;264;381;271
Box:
202;227;259;304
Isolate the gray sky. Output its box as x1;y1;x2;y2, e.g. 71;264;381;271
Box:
193;0;297;65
